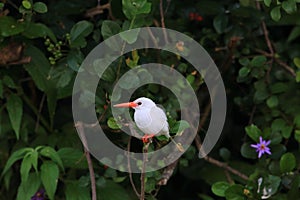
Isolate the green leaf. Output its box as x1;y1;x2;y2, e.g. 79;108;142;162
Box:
270;82;288;94
23;22;56;41
245;124;261;142
266;95;279;108
67;49;84;71
118;70;140;89
0;80;3;98
33;2;48;13
269;144;286;159
293;57;300;68
40;146;64;170
270;6;281;21
97;180;131;200
219;147;231;161
265;175;281;196
288;27;300;43
264;0;272;7
170;120;190;134
70;20;94;48
294;130;300;143
1;148;33;178
224;184;245;200
20;153;32;182
280;152;296;173
107;117;121;129
282;0;297;14
56;69;73;88
6;94;23;139
46;88;57;128
271;118;286;131
122;0;152;19
238;67;250;77
296;71;300;83
16;173;41;200
101;20;121;39
57;148;88;169
24;45;54;92
65;181;90;200
212;181;230;197
241;142;257;159
250;55;267;67
31;150;39;172
213;13;229;34
41;161;59;200
22;0;31;9
3;75;17;89
238;58;250;66
0;16;25;37
120;28;140;44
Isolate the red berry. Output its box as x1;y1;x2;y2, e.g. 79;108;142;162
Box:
189;12;195;20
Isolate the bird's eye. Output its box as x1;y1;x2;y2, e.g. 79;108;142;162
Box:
137;102;142;105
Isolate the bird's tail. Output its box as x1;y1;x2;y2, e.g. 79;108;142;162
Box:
170;137;184;152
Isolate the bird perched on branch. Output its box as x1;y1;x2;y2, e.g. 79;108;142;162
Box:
114;97;170;143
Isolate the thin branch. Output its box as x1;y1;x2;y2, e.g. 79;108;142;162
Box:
195;135;249;181
140;143;150;200
75;122;97;200
194;99;249;181
159;0;169;44
157;160;178;185
127;136;141;198
256;1;274;56
255;49;296;77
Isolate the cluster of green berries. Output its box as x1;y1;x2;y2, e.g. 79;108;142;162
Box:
44;38;63;65
44;38;64;65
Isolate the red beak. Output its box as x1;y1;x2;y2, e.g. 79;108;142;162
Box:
113;102;138;108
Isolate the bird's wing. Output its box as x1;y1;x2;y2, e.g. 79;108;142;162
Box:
150;106;169;137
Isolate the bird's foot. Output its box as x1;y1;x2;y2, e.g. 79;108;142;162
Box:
142;134;155;143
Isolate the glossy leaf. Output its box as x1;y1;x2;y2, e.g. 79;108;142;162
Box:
16;173;41;200
23;22;56;41
0;16;25;37
20;152;32;182
270;6;281;22
6;94;23;139
97;180;131;200
1;148;33;177
41;161;59;200
122;0;152;19
213;13;229;34
241;142;257;159
282;0;297;14
65;181;90;200
40;146;64;170
33;2;48;13
70;21;94;48
107;117;121;129
266;95;279;108
212;181;230;197
57;148;88;169
280;152;296;173
245;124;261;142
224;184;245;200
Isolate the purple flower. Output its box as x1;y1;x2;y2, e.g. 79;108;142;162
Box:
31;189;45;200
251;136;271;158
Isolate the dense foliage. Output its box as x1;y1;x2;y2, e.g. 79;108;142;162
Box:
0;0;300;199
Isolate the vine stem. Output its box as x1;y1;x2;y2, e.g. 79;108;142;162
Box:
75;122;97;200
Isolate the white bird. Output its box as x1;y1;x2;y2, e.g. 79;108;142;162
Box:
114;97;170;143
